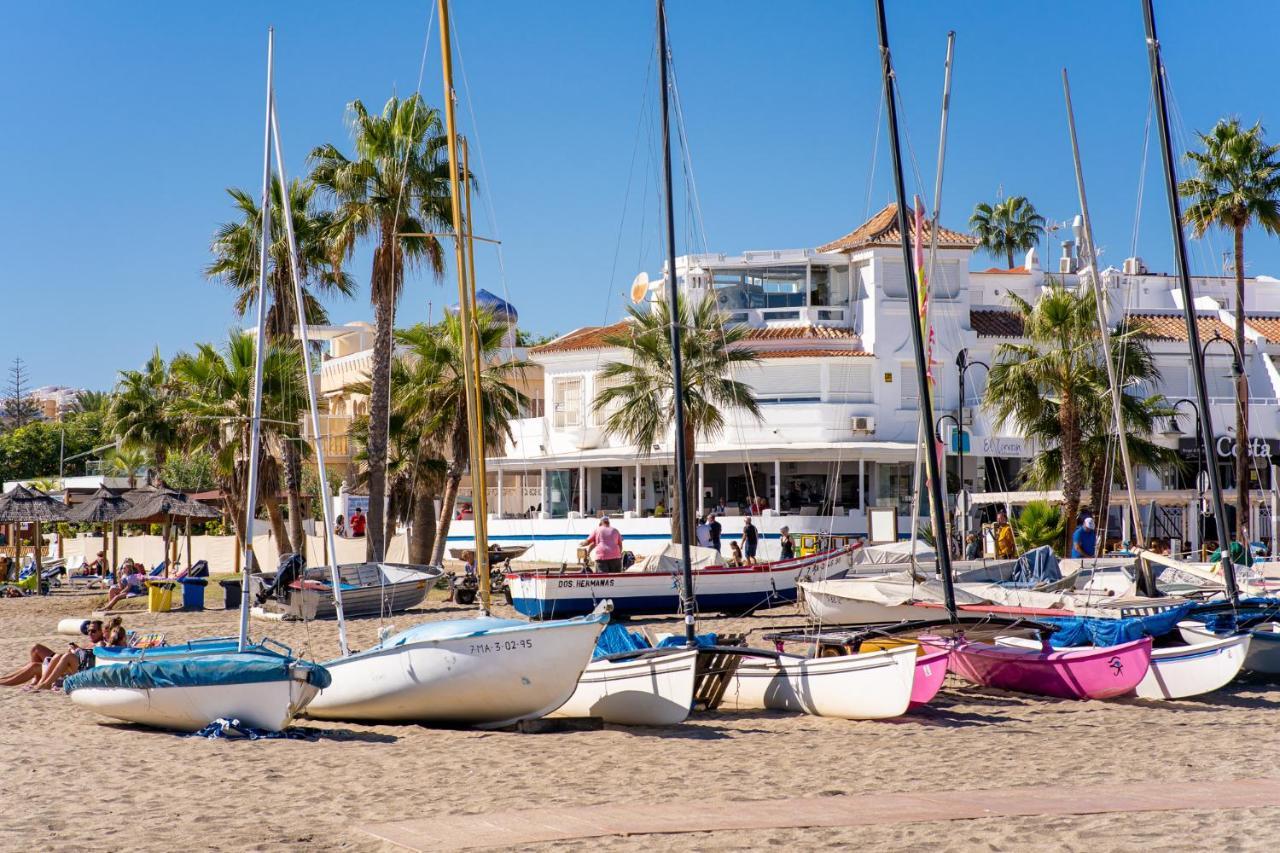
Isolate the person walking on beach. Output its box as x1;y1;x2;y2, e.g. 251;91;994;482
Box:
1071;515;1097;559
993;510;1016;559
350;508;367;538
582;516;624;573
778;526;795;561
742;516;759;565
707;514;722;553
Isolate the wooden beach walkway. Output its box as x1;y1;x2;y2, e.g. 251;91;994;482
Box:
359;777;1280;850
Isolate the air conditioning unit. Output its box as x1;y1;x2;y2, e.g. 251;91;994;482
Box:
1123;256;1147;275
851;416;876;434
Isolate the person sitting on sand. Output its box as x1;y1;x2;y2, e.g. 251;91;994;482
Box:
28;617;125;692
0;619;116;689
105;562;147;610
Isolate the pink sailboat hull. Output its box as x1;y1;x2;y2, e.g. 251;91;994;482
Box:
910;649;949;708
920;637;1152;700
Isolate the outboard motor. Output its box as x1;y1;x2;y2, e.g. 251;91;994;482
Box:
255;553;306;604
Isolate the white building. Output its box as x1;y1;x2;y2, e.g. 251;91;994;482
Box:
469;204;1280;561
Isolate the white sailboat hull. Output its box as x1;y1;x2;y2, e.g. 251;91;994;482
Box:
998;633;1250;699
550;648;698;726
800;580;922;624
719;644;916;719
306;616;605;727
70;673;320;732
1179;621;1280;675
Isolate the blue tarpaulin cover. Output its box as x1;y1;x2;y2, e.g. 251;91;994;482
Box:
1190;598;1280;633
1009;546;1062;587
63;653;331;693
593;623;651;658
656;633;717;649
1041;602;1197;648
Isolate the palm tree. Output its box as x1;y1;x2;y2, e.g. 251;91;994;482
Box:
70;390;111;414
1180;118;1280;535
969;196;1046;269
206;177;354;554
595;295;762;542
985;282;1115;554
103;446;150;489
391;313;527;566
309;94;458;563
107;349;180;487
169;333;307;561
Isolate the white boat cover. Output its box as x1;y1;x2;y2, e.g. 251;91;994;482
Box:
813;573;988;607
631;544;725;573
850;540;936;566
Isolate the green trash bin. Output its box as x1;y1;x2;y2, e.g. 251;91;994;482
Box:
179;577;208;611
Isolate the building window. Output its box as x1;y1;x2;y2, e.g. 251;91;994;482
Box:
592;376;623;427
899;363;919;409
878;462;918;517
552;378;582;429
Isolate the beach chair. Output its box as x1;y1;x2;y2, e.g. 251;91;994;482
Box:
174;560;209;581
147;560;168;578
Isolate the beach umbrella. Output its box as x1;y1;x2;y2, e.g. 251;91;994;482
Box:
0;485;71;579
116;489;221;575
66;487;133;576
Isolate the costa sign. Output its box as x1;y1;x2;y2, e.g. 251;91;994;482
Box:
1215;436;1278;460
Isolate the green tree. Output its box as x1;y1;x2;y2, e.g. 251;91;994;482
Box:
0;413;110;484
104;446;150;489
160;450;219;493
391;313;526;566
594;295;762;542
206;177;354;552
969;196;1046;269
107;349;181;486
169;333;307;558
1012;501;1065;555
1180;117;1280;535
70;390;111;414
3;357;39;428
310;94;458;562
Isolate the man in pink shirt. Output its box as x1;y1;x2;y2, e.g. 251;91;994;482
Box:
583;516;624;572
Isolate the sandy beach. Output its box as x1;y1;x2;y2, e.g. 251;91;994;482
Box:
3;586;1279;852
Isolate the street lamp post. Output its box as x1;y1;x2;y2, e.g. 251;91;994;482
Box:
955;349;989;550
935;413;961;555
1201;333;1247;545
1167;397;1203;551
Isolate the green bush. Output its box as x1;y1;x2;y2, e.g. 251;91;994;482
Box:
1013;500;1065;555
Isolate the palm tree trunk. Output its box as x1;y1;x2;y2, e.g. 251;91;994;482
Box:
669;421;697;545
1059;390;1082;556
431;473;462;566
282;440;306;555
1006;248;1015;269
384;489;399;555
264;496;289;558
1234;224;1250;543
365;282;394;564
410;481;437;565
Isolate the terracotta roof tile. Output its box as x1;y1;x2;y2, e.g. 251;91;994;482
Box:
978;266;1030;275
818;203;979;253
971;309;1024;338
529;321;631;354
759;348;872;358
1128;313;1233;343
1245;316;1280;342
531;322;861;354
741;325;857;341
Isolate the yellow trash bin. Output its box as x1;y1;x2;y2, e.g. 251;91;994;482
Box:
146;580;176;613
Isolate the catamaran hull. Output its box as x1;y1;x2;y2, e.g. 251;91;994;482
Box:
720;645;916;719
923;637;1152;700
550;649;698;726
911;649;949;707
1179;621;1280;675
801;584;920;625
70;674;319;732
306;619;604;727
509;551;843;619
998;634;1249;700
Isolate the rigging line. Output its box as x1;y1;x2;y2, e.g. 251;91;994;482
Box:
864;88;886;221
1130;97;1154;259
892;77;928;199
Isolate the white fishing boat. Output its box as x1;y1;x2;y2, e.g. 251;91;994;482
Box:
718;644;916;719
305;611;607;726
550;647;698;726
66;652;329;732
997;633;1250;700
1178;621;1280;675
509;545;851;619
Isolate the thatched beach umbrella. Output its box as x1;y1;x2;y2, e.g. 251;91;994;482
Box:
67;487;134;576
116;489;221;575
0;485;71;579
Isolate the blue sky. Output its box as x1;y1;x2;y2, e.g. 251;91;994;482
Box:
3;1;1278;390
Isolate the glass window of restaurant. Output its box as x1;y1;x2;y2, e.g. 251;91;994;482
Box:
545;469;580;518
878;462;919;517
709;265;846;318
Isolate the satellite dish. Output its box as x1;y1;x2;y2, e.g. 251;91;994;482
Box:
630;272;650;302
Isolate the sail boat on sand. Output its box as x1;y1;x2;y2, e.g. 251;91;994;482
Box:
303;0;606;727
64;30;331;732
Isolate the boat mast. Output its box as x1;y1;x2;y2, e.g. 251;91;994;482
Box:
1061;68;1154;596
875;0;957;620
461;137;493;608
239;27;276;650
657;0;697;646
269;99;351;656
437;0;493;611
1141;0;1240;605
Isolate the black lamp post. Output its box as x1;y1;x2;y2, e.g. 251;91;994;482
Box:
1201;332;1247;541
934;412;961;549
1166;397;1203;550
955;349;989;547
